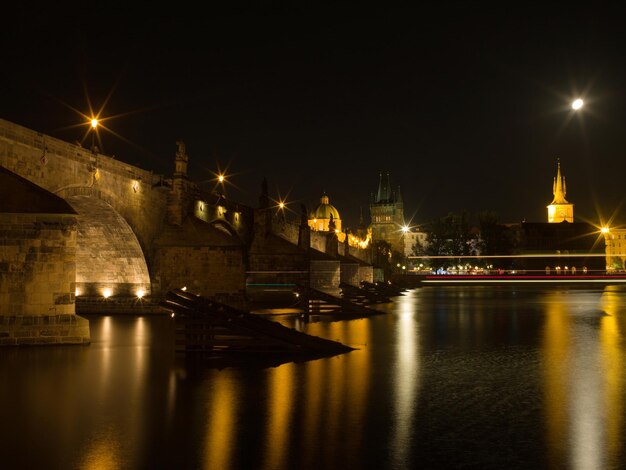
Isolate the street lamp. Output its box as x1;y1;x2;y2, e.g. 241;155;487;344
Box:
90;118;99;153
571;98;583;110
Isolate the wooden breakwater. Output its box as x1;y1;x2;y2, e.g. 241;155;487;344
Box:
294;286;387;318
161;289;354;356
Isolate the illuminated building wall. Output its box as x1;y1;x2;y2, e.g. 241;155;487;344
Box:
604;229;626;272
403;229;428;257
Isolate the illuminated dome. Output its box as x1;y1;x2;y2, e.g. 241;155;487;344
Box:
308;193;342;232
313;194;340;220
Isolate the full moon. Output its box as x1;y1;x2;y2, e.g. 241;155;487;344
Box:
572;98;583;110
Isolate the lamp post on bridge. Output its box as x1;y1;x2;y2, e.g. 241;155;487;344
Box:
90;118;98;154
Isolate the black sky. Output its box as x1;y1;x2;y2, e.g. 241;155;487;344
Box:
3;5;626;229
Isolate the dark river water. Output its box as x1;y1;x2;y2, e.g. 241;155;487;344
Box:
2;285;626;470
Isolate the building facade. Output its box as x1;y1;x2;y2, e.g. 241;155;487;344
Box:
604;228;626;272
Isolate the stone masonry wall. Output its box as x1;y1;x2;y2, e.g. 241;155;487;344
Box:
310;260;340;296
340;262;360;286
358;265;374;284
155;246;246;297
0;213;77;315
310;231;327;253
67;195;150;298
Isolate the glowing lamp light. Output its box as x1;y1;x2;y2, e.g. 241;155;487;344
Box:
181;286;187;291
601;227;610;234
572;98;583;110
279;202;285;209
401;225;410;233
90;118;99;128
102;288;112;299
75;288;81;297
218;174;225;183
136;289;145;299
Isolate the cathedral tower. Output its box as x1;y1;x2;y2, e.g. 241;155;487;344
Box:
547;159;574;223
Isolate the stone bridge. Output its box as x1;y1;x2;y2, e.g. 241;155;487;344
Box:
1;118;373;314
0;118;375;344
0;118;253;302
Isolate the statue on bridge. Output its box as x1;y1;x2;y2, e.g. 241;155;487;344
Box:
174;139;188;176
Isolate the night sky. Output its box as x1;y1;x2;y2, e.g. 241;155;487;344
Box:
3;5;626;229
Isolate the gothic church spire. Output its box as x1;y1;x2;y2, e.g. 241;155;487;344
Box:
551;158;569;204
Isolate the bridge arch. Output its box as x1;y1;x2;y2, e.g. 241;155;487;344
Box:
59;188;151;299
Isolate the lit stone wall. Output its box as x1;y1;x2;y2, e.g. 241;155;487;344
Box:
347;244;372;264
310;260;340;295
340;261;360;286
270;217;300;245
340;260;374;286
0;213;90;344
310;231;327;253
0;213;77;315
155;246;245;297
358;265;374;284
67;195;151;298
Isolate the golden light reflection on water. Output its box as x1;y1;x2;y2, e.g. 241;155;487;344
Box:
308;320;370;468
390;290;420;468
96;316;112;407
262;363;294;470
542;288;626;470
302;356;324;468
202;374;239;470
79;430;122;470
599;288;623;466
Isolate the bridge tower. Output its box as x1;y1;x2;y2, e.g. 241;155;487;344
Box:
369;171;404;254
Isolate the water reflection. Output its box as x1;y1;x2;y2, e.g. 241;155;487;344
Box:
262;362;294;470
389;290;420;469
542;288;626;470
599;287;624;468
3;287;626;469
203;373;239;470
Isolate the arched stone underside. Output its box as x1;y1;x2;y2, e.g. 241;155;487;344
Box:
66;195;151;298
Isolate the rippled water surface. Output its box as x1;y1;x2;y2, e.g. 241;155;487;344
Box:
2;285;626;469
